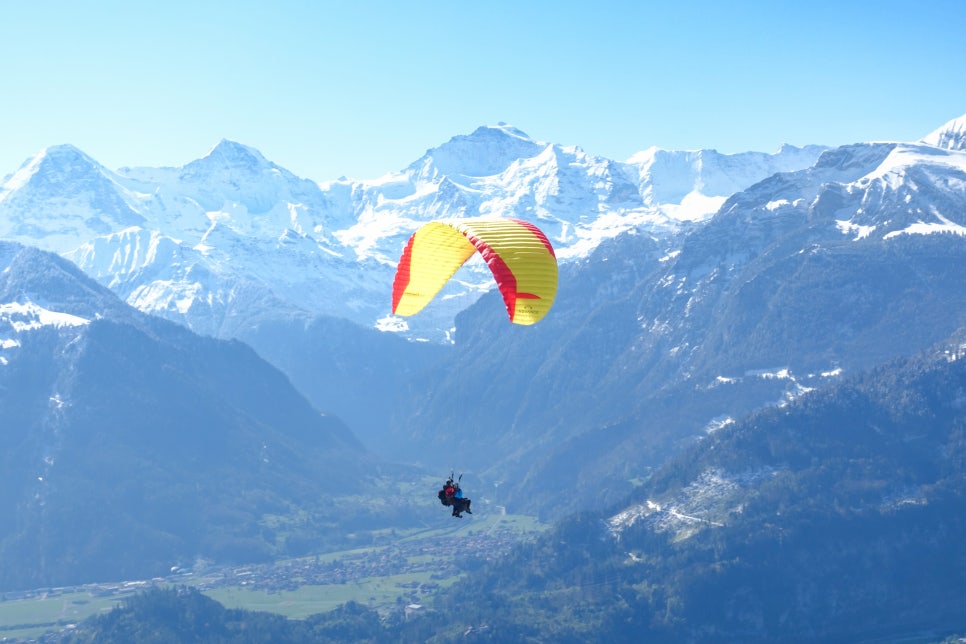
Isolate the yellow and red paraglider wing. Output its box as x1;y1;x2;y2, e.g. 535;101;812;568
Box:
456;218;557;325
391;218;558;325
392;221;477;317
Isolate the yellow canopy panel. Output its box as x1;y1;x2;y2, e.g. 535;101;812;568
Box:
391;218;558;325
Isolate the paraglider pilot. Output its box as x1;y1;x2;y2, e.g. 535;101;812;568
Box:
438;474;472;518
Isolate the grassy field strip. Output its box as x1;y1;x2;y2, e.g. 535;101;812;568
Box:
0;591;129;640
205;570;456;619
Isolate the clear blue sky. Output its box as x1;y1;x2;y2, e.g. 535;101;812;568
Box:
2;0;965;181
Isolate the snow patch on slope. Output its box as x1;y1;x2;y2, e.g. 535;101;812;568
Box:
883;212;966;239
0;301;90;366
608;467;779;540
0;301;90;332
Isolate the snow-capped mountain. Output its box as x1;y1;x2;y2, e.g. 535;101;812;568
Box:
0;125;826;341
0;145;146;248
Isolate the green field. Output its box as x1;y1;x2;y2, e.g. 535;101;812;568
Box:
206;570;453;619
0;591;126;640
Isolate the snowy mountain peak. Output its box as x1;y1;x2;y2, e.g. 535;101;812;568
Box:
921;113;966;151
200;139;272;169
1;144;108;195
480;122;534;142
409;123;546;178
174;139;309;215
34;143;97;166
180;139;278;180
0;144;144;249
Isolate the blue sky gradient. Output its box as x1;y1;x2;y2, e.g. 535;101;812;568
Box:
2;0;964;181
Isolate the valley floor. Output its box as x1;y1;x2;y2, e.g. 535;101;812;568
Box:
0;512;545;641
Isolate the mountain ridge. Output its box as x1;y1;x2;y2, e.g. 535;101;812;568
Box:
0;124;830;342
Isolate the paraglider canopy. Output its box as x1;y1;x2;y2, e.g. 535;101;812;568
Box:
391;218;558;325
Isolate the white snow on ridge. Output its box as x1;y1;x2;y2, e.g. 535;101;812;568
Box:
921;114;966;151
0;150;45;195
0;302;89;367
858;142;966;184
744;367;791;379
883;212;966;239
705;416;735;434
0;301;90;332
702;365;842;415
